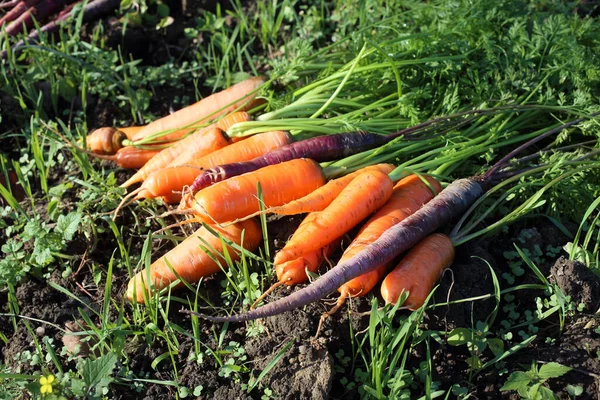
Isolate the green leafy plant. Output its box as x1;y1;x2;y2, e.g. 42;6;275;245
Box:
500;362;571;399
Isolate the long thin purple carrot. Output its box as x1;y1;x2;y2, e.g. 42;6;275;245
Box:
181;115;592;323
188;105;545;192
182;177;487;323
189;131;391;192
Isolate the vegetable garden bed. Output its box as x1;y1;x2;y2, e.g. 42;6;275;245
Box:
1;1;600;399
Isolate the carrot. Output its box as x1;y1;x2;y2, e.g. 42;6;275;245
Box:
336;175;442;299
86;127;130;155
215;111;251;132
180;116;591;323
185;158;326;224
188;131;394;193
120;126;230;188
273;170;394;265
126;219;262;303
137;130;292;201
118;126;143;137
192;176;484;323
249;164;396;218
5;0;75;36
111;146;163;169
130;77;265;143
380;233;455;310
313;175;442;334
0;0;28;26
4;0;120;59
120;111;253;188
250;214;341;309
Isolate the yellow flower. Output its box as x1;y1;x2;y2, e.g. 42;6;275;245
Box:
40;375;55;395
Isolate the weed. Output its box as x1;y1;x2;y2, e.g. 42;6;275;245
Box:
500;361;571;399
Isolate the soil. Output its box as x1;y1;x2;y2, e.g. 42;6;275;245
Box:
2;3;600;400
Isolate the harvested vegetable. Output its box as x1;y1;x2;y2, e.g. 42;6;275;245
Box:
184;158;326;224
126;219;262;303
135;130;292;201
246;164;395;218
188;131;395;192
380;233;455;309
184;116;589;323
130;77;265;143
273;169;394;265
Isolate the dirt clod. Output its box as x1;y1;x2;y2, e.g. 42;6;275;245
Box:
550;256;600;312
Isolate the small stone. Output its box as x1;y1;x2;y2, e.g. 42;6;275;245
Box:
288;358;295;364
298;345;308;354
35;327;45;337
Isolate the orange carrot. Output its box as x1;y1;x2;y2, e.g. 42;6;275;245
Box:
248;164;396;218
118;126;143;137
215;111;251;132
126;218;262;303
250;214;341;309
108;146;162;169
274;170;394;265
187;158;326;224
138;130;292;200
380;233;455;310
130;77;265;143
120;126;230;188
337;175;443;299
85;126;143;155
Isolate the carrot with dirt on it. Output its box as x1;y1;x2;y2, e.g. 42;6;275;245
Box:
85;126;142;155
126;218;262;303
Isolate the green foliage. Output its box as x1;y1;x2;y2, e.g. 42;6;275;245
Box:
501;362;571;399
0;211;87;287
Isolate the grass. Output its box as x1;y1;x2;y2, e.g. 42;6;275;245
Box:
1;0;600;398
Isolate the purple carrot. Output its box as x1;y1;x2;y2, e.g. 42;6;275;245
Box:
0;0;28;25
0;0;20;9
180;115;591;323
5;0;76;36
184;177;487;323
189;131;391;192
188;105;542;192
1;0;119;58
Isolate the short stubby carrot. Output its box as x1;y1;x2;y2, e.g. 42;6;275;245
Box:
380;233;455;310
121;126;230;188
130;77;265;143
255;164;396;217
188;158;326;224
273;170;394;265
86;127;130;155
126;218;262;303
336;175;443;300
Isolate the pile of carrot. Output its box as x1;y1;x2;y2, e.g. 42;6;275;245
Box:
78;74;595;330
